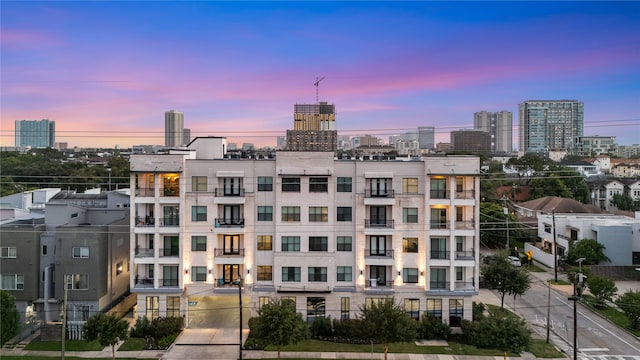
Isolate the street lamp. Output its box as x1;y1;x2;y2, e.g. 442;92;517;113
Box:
501;193;510;251
107;168;112;191
571;257;587;360
235;276;243;360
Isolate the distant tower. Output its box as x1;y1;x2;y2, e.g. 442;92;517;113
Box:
165;110;184;147
518;100;583;153
474;110;512;153
15;119;55;148
417;126;435;150
286;79;337;151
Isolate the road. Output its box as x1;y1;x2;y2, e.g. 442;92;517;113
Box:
507;275;640;359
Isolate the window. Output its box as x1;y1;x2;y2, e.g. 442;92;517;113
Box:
42;245;47;256
403;237;418;253
368;235;388;256
308;267;327;282
404;298;420;320
0;274;24;290
223;235;240;255
1;247;16;258
257;235;273;251
259;296;269;310
307;297;326;323
281;206;300;222
282;267;301;282
66;274;88;290
430;177;447;198
456;266;463;281
282;177;300;192
337;177;352;192
187;266;204;282
337;266;352;282
309;177;328;192
403;268;419;283
431;237;448;259
191;206;207;222
430;208;447;229
257;206;273;221
456;177;464;192
223;177;242;196
336;207;352;221
403;208;418;223
167;296;180;317
341;297;350;319
257;266;272;281
72;247;89;258
337;236;352;251
426;299;443;320
281;236;300;252
309;237;328;251
146;296;159;320
369;178;391;197
402;178;418;194
544;223;552;233
430;268;447;289
192;176;207;192
191;236;207;251
70;304;91;321
281;296;296;305
258;176;273;191
309;207;328;222
449;299;464;327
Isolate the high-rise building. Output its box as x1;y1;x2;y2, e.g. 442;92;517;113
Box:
286;102;337;151
451;129;491;153
129;136;480;326
574;135;616;156
518;100;584;153
15;119;55;148
474;111;512;153
165;110;184;147
417;126;435;150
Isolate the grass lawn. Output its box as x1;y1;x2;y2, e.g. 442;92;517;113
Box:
549;279;572;286
24;338;103;351
581;295;640;337
117;337;146;351
529;339;566;358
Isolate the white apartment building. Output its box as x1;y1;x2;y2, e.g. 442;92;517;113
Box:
129;137;480;327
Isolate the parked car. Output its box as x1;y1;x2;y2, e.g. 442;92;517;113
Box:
508;256;522;267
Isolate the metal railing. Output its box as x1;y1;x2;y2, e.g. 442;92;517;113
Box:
430;221;449;229
214;188;245;197
159;278;179;287
135;217;155;227
160;248;179;257
430;250;449;259
454;281;475;290
214;248;245;256
134;247;154;257
430;190;449;199
364;249;394;258
215;218;245;227
162;187;180;197
364;219;394;228
429;281;449;290
366;279;394;288
454;250;475;260
159;217;179;226
134;277;154;287
365;189;395;198
455;190;474;199
455;220;475;230
135;188;154;196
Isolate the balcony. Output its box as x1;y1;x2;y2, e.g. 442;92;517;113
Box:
159;278;179;287
430;190;449;199
454;281;475;291
365;219;394;228
160;248;179;257
365;189;394;198
134;277;154;288
162;187;179;197
429;281;449;290
215;188;245;197
134;247;154;257
455;220;474;230
136;188;155;197
430;250;449;260
214;248;245;257
159;217;179;227
135;216;155;227
366;279;394;288
215;218;245;228
454;250;475;260
364;249;394;258
455;190;474;199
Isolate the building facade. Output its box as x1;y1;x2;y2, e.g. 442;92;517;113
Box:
450;130;491;153
130;137;480;327
518;100;584;154
574;135;616;157
15;119;56;148
287;102;337;151
474;111;512;154
165;110;184;148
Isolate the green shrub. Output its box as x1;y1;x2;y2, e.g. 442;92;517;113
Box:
129;316;150;338
461;308;531;353
310;316;333;338
149;316;183;340
157;334;177;349
331;318;366;343
418;313;451;340
1;291;19;345
472;301;486;321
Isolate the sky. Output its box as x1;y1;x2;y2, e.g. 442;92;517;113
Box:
1;1;639;149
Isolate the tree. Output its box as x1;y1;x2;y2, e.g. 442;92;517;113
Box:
586;276;617;307
616;290;640;330
83;313;130;360
611;193;638;211
359;298;418;360
1;291;19;345
566;239;610;265
481;252;531;308
250;298;309;359
479;202;524;249
461;307;532;353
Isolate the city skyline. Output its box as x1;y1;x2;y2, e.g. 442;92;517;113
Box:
1;1;639;148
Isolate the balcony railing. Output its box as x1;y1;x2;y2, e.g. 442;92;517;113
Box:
364;219;394;228
430;221;449;229
455;190;474;199
366;279;394;288
430;189;449;199
430;281;449;290
134;247;154;257
159;278;179;287
215;218;245;228
454;250;475;260
134;277;154;287
215;188;245;197
160;248;179;257
455;220;475;230
365;189;395;198
364;249;394;258
454;281;475;290
430;250;449;260
159;217;179;227
162;187;180;197
135;188;154;197
214;248;245;257
135;217;155;227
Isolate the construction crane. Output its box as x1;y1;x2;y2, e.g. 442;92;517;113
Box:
314;76;325;104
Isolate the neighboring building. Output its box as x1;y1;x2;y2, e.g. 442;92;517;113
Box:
561;160;600;177
518;100;584;154
165;110;184;147
450;130;491;153
286;102;337;151
183;128;191;146
15;119;56;148
474;111;512;153
436;142;451;153
574;135;616;157
417;127;435;151
129;136;481;327
390;127;435;155
616;144;640;159
611;163;640;178
588;178;627;212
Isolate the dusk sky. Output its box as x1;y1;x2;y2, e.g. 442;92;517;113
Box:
1;1;639;149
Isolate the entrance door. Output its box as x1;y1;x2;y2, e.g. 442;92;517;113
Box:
223;264;240;284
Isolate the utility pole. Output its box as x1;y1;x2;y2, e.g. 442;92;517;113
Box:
570;258;586;360
61;274;69;360
546;280;551;343
237;276;243;360
552;211;558;282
